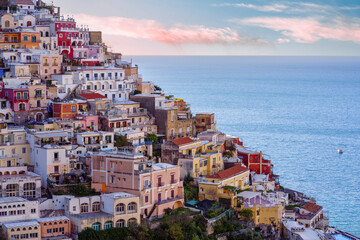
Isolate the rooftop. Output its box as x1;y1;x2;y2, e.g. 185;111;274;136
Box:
0;197;28;204
3;220;39;229
303;202;322;214
37;216;69;223
172;137;194;146
152;163;178;171
103;192;138;199
78;93;107;100
12;0;35;5
208;165;249;180
283;220;321;240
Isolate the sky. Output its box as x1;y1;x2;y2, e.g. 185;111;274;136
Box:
48;0;360;56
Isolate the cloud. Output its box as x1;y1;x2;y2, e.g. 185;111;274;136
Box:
74;14;264;46
212;3;288;12
277;38;290;44
236;17;360;44
213;2;358;14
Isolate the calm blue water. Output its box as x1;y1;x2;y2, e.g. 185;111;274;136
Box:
129;56;360;236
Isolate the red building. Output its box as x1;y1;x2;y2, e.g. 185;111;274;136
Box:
237;147;272;177
1;87;30;124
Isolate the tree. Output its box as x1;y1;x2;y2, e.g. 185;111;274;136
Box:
165;95;174;100
239;209;253;221
184;172;194;185
154;85;162;91
114;135;128;147
134;90;141;95
145;134;158;148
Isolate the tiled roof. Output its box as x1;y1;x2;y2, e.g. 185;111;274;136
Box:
303;202;322;214
208;165;249;180
79;93;107;100
171;137;194;146
12;0;35;5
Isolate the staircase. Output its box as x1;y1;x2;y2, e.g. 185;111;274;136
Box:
147;203;158;219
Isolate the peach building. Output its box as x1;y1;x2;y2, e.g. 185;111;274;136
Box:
91;151;184;219
37;216;71;239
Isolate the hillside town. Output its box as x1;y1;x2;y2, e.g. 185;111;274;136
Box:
0;1;358;240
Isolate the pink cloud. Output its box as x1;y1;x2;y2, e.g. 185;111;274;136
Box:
212;3;288;12
74;14;263;45
238;17;360;44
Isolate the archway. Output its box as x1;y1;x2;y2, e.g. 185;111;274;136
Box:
173;201;183;209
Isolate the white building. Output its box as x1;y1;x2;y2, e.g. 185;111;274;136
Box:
0;197;40;223
76;131;114;152
0;166;41;199
72;67;135;102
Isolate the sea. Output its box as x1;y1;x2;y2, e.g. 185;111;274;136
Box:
128;56;360;236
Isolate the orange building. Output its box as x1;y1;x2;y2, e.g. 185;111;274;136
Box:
0;32;21;49
37;216;71;239
20;31;41;49
53;102;79;119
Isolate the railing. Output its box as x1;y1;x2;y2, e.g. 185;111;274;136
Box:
157;182;165;187
53;158;60;162
0;154;19;159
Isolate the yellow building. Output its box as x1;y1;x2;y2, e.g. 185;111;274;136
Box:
0;122;30;166
198;165;250;207
236;191;284;228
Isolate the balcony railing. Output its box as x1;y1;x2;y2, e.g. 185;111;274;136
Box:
157;182;165;187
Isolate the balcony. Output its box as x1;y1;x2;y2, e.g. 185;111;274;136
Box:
157;182;165;187
34;94;43;98
156;195;183;205
53;158;60;162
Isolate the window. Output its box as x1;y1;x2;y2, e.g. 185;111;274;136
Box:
23;183;36;198
71;106;76;113
116;219;125;228
24;36;28;41
171;190;175;199
158;193;161;202
104;221;113;230
6;184;19;197
110;176;115;184
92;202;100;212
127;202;137;213
22;147;26;153
4;20;9;28
116;203;125;214
92;222;101;231
145;195;149;203
73;206;76;211
100;161;104;168
110;162;115;168
31;208;36;214
80;203;89;213
16;92;21;100
171;174;175;184
37;100;41;107
47;229;52;234
54;152;59;161
127;218;137;227
23;92;28;99
31;36;36;43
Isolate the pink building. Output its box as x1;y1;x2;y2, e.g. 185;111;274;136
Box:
1;87;30;124
91;152;184;219
74;114;99;131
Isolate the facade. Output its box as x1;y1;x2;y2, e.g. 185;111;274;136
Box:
0;123;30;165
2;221;40;240
237;147;272;177
62;192;140;234
76;131;114;152
1;86;30;124
198;165;250;207
28;84;47;122
91;152;184;219
195;113;216;133
0;197;40;223
0;166;41;199
297;202;328;229
117;130;153;156
37;216;71;239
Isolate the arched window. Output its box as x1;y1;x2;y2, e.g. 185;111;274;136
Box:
80;203;89;213
6;184;19;197
4;20;10;28
104;221;113;230
23;183;36;198
40;32;43;37
92;202;100;212
92;222;101;231
19;103;25;111
127;202;137;213
116;219;125;228
115;203;125;214
27;21;31;27
45;31;49;37
127;218;137;227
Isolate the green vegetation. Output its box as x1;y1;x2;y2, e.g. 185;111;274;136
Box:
239;209;253;221
145;133;158;148
165;95;174;100
134;90;142;95
114;134;128;147
79;208;209;240
53;184;100;197
285;204;301;210
184;183;198;202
